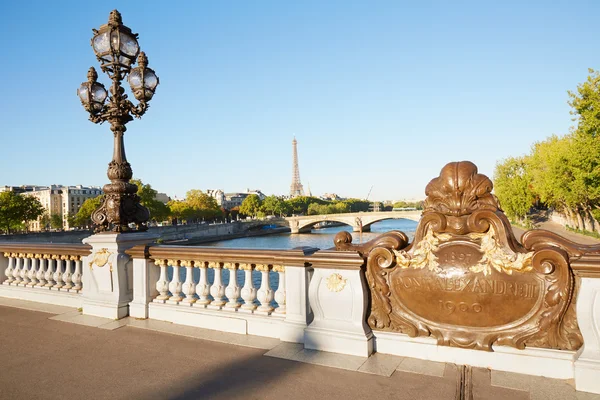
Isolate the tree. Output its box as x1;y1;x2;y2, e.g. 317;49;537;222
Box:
73;196;103;228
0;192;44;233
494;69;600;232
284;196;327;215
261;195;287;216
493;156;536;222
167;190;222;224
131;178;171;222
568;68;600;138
185;190;222;221
168;200;192;223
40;213;51;231
341;198;370;212
240;194;262;217
50;213;63;230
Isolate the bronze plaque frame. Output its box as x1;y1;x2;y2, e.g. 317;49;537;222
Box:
336;161;583;352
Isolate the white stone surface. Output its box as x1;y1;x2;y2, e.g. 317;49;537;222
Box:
575;277;600;394
0;284;82;308
148;301;284;339
375;331;575;379
129;258;159;318
304;267;374;357
280;265;312;343
82;232;158;319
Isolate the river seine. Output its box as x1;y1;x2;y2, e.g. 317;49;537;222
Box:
202;219;418;250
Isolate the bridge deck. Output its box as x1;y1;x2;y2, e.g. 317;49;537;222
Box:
0;300;583;400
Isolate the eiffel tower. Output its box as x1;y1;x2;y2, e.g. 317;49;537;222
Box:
289;137;305;198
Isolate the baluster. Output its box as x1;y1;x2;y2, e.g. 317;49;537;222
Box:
274;265;286;314
240;263;257;312
53;255;64;289
35;255;46;287
44;255;55;288
72;256;82;292
62;256;73;290
168;259;183;303
196;261;211;306
20;255;31;286
256;264;274;314
3;253;14;284
225;263;241;309
154;259;170;301
12;254;23;284
27;254;38;286
209;262;226;308
181;260;197;304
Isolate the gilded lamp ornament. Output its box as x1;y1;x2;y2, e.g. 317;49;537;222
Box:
77;10;159;233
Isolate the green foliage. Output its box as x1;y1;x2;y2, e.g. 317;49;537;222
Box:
284;196;327;215
495;68;600;231
0;192;44;233
568;68;600;138
392;201;423;210
307;202;350;215
261;195;289;216
240;194;262;217
168;190;222;223
131;179;171;222
50;213;63;230
73;196;103;228
493;156;536;222
40;213;51;231
340;198;371;213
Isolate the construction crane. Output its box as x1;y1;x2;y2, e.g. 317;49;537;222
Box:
366;185;373;201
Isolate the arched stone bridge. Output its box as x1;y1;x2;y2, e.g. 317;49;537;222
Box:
285;210;422;233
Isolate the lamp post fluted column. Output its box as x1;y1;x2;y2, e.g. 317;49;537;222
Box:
77;10;159;233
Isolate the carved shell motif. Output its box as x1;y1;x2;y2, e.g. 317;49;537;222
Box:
424;161;499;216
326;273;347;292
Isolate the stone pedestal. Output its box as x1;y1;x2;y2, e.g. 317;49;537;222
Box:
82;232;158;319
574;277;600;394
280;265;313;343
303;251;373;357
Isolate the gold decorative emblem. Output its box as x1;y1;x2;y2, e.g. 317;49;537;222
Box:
89;248;113;270
326;273;347;292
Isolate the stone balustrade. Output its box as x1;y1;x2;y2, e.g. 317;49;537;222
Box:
0;243;90;307
126;244;316;340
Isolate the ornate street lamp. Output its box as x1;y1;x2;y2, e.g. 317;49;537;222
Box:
77;10;159;233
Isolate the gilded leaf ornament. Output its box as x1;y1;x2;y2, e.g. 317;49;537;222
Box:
468;227;533;276
394;227;450;273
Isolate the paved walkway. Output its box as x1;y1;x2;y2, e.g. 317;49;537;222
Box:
1;300;598;400
512;220;600;245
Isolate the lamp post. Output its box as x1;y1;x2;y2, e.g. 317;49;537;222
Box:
77;10;159;233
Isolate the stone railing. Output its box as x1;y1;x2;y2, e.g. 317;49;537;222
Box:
126;244;320;341
0;243;91;307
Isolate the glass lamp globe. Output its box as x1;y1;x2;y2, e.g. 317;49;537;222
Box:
78;67;107;114
128;52;159;101
91;10;139;72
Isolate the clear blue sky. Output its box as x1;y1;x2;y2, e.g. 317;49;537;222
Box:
1;1;598;201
